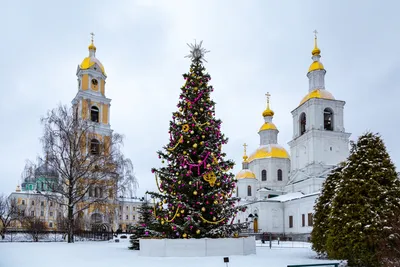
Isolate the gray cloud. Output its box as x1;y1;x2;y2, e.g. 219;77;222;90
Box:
1;0;399;197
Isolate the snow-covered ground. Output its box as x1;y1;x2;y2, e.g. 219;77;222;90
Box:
0;237;341;267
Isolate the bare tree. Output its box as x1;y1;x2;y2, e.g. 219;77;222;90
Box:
21;215;48;242
35;104;135;243
0;194;21;238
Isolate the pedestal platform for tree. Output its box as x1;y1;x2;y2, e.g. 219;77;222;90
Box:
139;236;256;257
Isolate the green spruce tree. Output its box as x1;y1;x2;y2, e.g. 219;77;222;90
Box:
147;41;245;239
326;132;400;267
129;200;155;250
311;162;344;255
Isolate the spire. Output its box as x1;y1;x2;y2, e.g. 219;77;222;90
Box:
312;30;321;56
262;92;275;117
88;32;96;57
242;143;249;169
243;143;248;162
307;30;326;92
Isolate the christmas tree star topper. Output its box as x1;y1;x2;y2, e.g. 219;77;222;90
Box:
185;40;210;62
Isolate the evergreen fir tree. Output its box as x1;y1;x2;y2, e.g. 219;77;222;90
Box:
326;132;400;267
129;200;155;250
147;41;245;239
311;162;344;255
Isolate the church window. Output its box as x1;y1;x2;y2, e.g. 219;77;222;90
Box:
40;210;44;217
289;215;293;228
90;139;100;155
300;113;306;135
90;106;99;123
261;170;267;181
31;211;35;217
49;222;53;228
31;200;35;206
21;200;25;205
308;213;313;226
324;108;333;131
302;214;305;227
247;185;252;196
277;169;283;181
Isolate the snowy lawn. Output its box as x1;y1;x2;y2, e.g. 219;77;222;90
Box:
0;238;341;267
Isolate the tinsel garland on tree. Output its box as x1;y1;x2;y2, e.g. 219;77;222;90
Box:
147;41;246;239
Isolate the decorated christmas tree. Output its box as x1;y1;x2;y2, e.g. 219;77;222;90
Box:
147;41;245;239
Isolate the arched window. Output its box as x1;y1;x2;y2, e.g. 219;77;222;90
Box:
324;108;333;131
277;169;283;181
247;185;252;196
261;170;267;181
300;113;306;135
91;106;99;123
90;139;100;155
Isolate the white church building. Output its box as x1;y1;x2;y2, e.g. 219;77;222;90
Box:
234;35;351;241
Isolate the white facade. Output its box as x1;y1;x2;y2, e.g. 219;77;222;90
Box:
234;39;351;241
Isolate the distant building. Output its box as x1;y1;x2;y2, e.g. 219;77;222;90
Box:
10;37;143;232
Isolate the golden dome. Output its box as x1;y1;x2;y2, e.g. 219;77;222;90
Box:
299;89;335;105
88;42;96;51
308;61;324;72
262;108;274;117
80;57;105;74
262;92;274;117
247;144;290;162
236;169;256;179
259;122;277;132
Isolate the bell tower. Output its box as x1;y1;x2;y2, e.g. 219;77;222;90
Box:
288;32;351;180
72;33;113;154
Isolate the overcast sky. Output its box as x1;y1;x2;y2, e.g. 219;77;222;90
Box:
1;0;399;197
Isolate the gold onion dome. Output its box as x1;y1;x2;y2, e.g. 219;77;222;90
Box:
308;31;325;72
236;169;256;179
80;33;105;75
262;92;274;117
300;89;335;105
248;144;290;162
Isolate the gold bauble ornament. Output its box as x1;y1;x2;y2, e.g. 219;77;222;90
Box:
193;143;198;148
200;108;203;112
202;135;205;139
198;160;202;163
194;112;198;115
176;172;179;175
178;181;181;184
207;164;211;168
196;230;201;234
193;191;198;195
187;141;190;144
183;151;187;155
161;221;165;225
179;108;183;112
213;217;216;221
190;131;194;134
163;199;167;203
214;200;218;205
189;181;192;185
201;207;206;212
217;182;220;186
183;233;187;238
158;202;162;206
176;213;180;217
